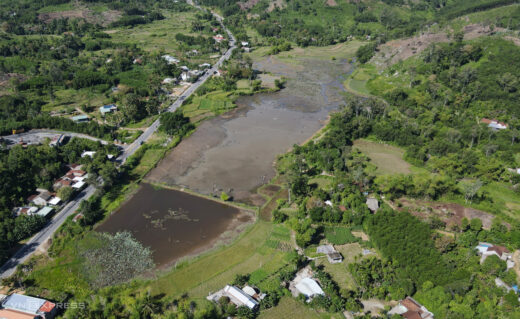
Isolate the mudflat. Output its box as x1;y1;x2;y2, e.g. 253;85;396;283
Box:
147;55;354;203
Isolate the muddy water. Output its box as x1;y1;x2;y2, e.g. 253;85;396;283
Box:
147;56;354;203
96;183;251;267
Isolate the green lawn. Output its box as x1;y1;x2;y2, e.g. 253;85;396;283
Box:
353;139;412;175
344;65;377;97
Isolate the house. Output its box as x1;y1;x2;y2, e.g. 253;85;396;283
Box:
207;285;261;310
1;293;56;319
53;178;72;189
223;285;259;309
241;41;249;47
133;58;143;64
199;63;211;69
476;242;513;263
72;213;84;223
162;55;179;65
324;200;333;207
81;151;96;158
366;198;379;212
71;115;89;123
213;34;225;42
28;191;51;206
481;118;508;130
48;197;61;206
180;66;189;72
99;104;117;115
162;77;177;85
36;207;54;218
317;244;343;263
72;181;86;190
70;169;86;177
13;206;38;216
181;72;190;82
295;278;325;298
388;296;434;319
49;134;65;147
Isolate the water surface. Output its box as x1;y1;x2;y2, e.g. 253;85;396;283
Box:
97;183;249;267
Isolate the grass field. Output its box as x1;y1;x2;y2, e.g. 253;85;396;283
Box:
148;220;275;297
353;139;411;175
182;90;238;121
258;296;325;319
344;65;377;97
314;243;370;291
108;10;199;54
324;227;360;245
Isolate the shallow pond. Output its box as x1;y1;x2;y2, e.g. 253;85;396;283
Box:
96;183;251;267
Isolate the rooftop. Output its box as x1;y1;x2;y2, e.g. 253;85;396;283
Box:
36;206;54;217
0;309;38;319
295;278;325;298
2;294;46;315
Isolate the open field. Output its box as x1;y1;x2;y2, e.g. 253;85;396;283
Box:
183;90;238;122
108;11;201;54
353;139;411;175
314;243;369;291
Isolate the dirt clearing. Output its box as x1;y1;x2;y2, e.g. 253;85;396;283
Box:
372;24;505;69
397;198;497;230
38;7;121;27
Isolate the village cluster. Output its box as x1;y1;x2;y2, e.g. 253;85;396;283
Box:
13;163;89;222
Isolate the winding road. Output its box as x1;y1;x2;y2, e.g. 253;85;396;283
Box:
0;2;236;279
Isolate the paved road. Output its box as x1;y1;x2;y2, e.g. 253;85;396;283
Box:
2;129;109;148
0;2;236;280
118;7;236;162
0;186;96;279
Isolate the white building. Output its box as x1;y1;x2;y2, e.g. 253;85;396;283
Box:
388;296;434;319
223;285;259;309
162;55;179;64
295;278;325;298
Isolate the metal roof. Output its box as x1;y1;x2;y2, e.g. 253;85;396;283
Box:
36;206;54;217
295;278;325;297
2;294;46;315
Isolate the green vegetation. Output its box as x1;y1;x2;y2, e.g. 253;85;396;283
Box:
324;227;360;245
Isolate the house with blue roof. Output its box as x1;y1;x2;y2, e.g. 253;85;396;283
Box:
99;104;117;115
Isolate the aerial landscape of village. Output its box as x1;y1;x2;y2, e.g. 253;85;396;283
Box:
1;0;520;318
